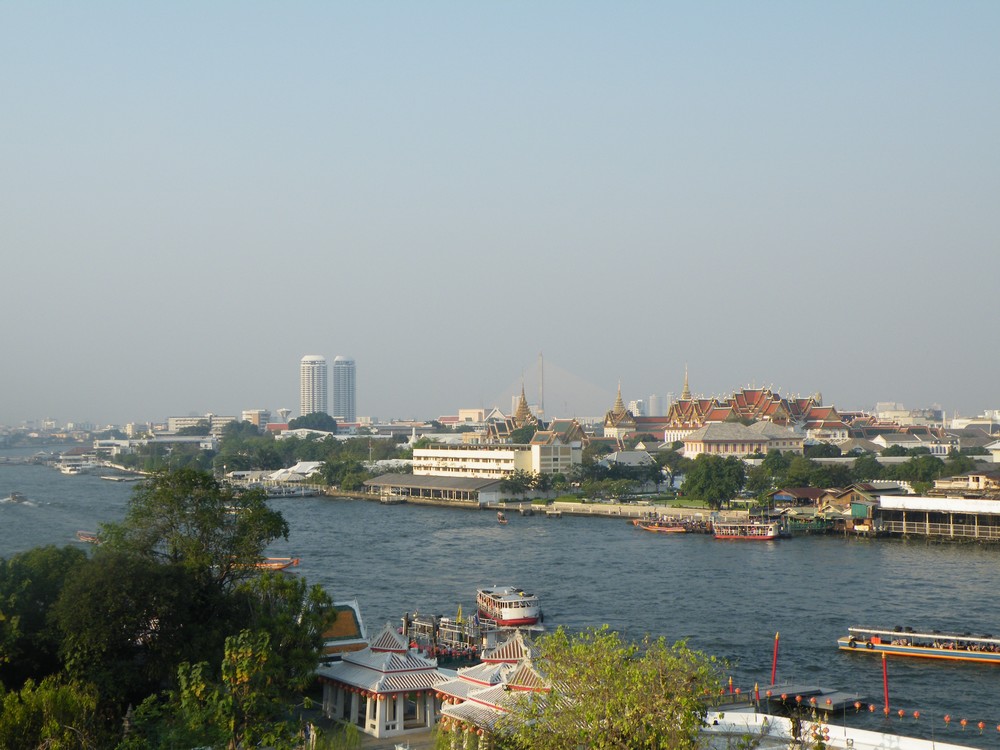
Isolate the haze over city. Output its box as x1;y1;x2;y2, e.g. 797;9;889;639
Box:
3;3;998;426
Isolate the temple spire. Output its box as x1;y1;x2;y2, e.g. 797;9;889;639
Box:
513;382;534;426
613;380;626;414
681;365;691;401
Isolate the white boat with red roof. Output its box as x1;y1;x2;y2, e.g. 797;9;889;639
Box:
476;585;542;627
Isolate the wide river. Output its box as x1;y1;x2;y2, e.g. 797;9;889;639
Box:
2;454;998;748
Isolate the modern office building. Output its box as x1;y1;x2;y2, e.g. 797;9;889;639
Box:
332;356;356;422
300;355;328;416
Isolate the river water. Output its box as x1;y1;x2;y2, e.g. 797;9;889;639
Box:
2;454;998;747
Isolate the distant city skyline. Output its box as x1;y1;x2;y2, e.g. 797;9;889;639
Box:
3;4;999;427
2;357;993;430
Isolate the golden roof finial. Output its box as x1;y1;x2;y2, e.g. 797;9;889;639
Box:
681;364;692;401
613;380;626;414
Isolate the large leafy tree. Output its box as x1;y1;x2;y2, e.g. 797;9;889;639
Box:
499;626;720;750
0;545;87;690
680;455;745;509
233;572;335;693
54;552;230;714
99;469;289;590
287;413;338;433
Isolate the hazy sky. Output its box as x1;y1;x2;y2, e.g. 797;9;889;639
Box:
3;2;998;426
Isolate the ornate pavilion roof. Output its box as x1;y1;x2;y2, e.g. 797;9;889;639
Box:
316;622;445;694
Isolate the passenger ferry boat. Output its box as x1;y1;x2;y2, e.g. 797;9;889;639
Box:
712;521;781;540
837;626;1000;664
476;586;541;627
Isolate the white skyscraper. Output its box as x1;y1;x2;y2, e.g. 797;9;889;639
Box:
299;355;328;416
332;356;356;422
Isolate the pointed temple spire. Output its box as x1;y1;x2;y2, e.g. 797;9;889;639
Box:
513;382;534;426
613;380;626;414
681;365;692;401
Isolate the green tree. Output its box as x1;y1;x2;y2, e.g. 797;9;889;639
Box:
234;572;335;692
680;455;745;509
803;443;841;459
499;470;536;496
509;425;538;444
0;545;87;690
0;676;101;750
653;449;686;488
744;465;774;499
287;413;338;433
881;445;909;457
174;629;304;750
760;450;792;480
784;456;817;487
54;552;230;716
851;454;883;482
177;421;211;436
99;469;289;590
943;451;977;476
499;626;720;750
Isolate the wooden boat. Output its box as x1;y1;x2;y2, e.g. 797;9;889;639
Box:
638;521;688;533
497;511;508;525
76;530;100;544
257;557;300;570
713;521;781;540
477;586;541;627
837;626;1000;664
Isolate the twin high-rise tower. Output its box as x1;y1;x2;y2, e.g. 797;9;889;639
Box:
331;356;356;422
299;354;356;421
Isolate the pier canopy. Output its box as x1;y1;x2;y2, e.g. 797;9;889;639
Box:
877;495;1000;540
363;474;502;505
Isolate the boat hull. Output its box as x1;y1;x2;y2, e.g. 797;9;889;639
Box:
838;634;1000;664
639;524;687;533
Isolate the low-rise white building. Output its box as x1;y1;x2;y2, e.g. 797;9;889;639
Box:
413;443;576;479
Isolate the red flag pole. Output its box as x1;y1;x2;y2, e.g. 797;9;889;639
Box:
882;653;890;714
770;632;780;685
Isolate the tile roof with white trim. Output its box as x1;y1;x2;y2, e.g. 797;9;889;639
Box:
316;622;445;694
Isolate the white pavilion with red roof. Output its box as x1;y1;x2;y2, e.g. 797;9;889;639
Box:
316;622;446;740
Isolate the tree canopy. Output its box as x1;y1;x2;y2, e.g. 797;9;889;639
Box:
0;468;336;749
680;455;746;509
287;412;338;433
499;626;720;750
99;469;289;589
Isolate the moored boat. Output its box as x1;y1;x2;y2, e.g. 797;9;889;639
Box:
713;521;781;540
837;626;1000;664
638;520;688;533
257;557;300;570
76;530;100;544
476;586;541;627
